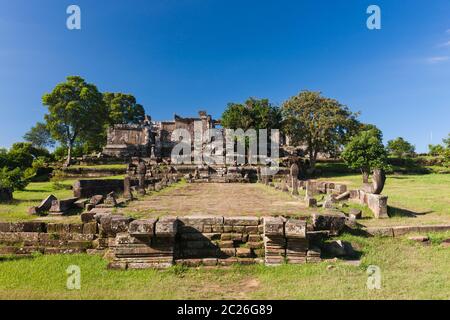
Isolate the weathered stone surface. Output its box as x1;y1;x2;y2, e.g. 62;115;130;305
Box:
100;215;133;237
37;195;57;212
323;195;337;209
129;219;157;237
312;212;346;236
74;198;89;209
408;235;429;242
335;191;350;201
305;196;317;208
90;195;104;206
285;219;307;239
81;211;96;223
236;247;252;258
365;193;389;219
82;222;98;235
366;227;394;237
104;192;118;207
49;198;78;215
179;216;223;226
155;216;178;237
263;217;284;236
224;216;259;226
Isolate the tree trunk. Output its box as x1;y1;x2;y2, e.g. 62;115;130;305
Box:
65;143;73;167
361;168;369;183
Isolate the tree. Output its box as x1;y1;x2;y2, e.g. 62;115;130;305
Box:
6;142;51;170
23;122;55;148
341;128;388;183
282;91;359;170
428;144;445;156
0;167;29;192
42;76;107;165
443;133;450;149
103;93;146;125
386;137;415;158
221;98;282;131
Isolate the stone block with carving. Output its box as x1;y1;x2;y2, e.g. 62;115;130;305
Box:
263;217;284;237
285;219;307;239
155;217;178;238
129;219;158;237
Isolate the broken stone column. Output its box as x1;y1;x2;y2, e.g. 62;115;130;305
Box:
123;176;133;199
366;193;389;219
281;175;289;192
137;161;147;196
290;164;299;196
304;180;316;207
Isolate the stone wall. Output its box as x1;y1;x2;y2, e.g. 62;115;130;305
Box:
0;222;97;257
101;215;319;269
0;216;332;269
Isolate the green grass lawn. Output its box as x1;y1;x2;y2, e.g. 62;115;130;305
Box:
0;181;74;222
0;176;125;222
319;173;450;227
0;231;448;300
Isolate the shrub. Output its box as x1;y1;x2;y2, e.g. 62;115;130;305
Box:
0;167;29;191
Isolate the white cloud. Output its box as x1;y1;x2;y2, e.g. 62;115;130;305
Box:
426;56;450;64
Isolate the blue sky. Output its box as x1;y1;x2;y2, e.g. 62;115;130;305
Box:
0;0;449;152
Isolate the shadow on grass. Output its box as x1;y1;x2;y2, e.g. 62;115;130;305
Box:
388;206;433;218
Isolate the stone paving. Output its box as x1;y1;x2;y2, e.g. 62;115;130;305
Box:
118;183;311;218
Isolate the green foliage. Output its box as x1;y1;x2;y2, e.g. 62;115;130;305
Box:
23;122;55;148
103;92;145;125
428;144;445;156
6;142;51;169
0;167;29;191
386;137;415;158
42;76;108;163
341;128;388;179
221;98;282;131
443;133;450;149
282;91;360;168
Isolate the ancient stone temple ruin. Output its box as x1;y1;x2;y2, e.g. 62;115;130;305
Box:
102;111;219;159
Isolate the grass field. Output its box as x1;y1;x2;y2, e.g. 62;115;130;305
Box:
0;231;449;300
319;173;450;227
0;176;125;222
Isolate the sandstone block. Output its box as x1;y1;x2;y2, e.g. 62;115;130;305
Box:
285;219;307;239
129;219;157;237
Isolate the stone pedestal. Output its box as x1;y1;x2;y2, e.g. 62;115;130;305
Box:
366;193;389;219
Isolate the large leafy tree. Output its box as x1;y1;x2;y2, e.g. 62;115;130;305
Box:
341;127;388;183
386;137;415;158
443;133;450;149
221;98;282;131
103;92;145;125
42;76;107;165
23;122;55;149
282;91;360;170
